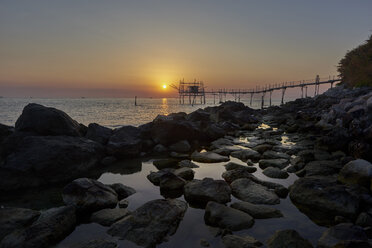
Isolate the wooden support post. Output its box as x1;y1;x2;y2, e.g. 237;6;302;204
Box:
261;93;264;109
250;93;253;106
281;88;286;105
269;90;272;106
135;96;137;106
305;86;308;98
301;86;304;98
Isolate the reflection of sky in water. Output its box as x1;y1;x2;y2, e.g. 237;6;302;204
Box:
57;149;325;248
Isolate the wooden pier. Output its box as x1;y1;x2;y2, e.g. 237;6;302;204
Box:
171;75;341;108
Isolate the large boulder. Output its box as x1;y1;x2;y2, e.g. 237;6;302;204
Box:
169;140;191;153
191;151;230;163
108;199;187;247
231;202;283;219
231;178;280;205
90;208;131;226
85;123;112;145
204;201;254;231
15;103;82;136
0;123;14;145
267;229;313;248
303;160;343;177
184;178;231;207
106;126;142;158
62;178;118;213
338;159;372;189
0;206;76;248
0;208;40;241
289;177;360;226
0;136;104;190
317;223;369;248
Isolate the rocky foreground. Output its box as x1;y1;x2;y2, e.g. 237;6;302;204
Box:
0;85;372;248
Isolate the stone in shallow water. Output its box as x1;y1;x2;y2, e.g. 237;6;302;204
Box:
0;208;40;241
173;167;195;180
258;159;289;170
184;178;231;207
222;168;257;184
118;199;129;208
108;199;187;247
224;162;250;171
179;159;199;168
267;229;313;248
0;206;76;248
169;140;191;153
303;160;342;177
222;234;263;248
262;167;289;179
159;172;186;191
262;150;291;160
230;149;261;162
230;202;283;219
231;178;280;205
109;183;136;200
90;208;131;226
191;151;230;163
204;201;254;231
153;158;180;170
70;239;118;248
338;159;372;189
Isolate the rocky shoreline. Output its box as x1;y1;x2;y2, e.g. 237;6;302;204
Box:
0;85;372;247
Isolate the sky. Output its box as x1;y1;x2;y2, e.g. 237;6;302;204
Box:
0;0;371;98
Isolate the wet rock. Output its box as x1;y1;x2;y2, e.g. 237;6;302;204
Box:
85;123;112;145
303;160;343;177
118;199;129;208
259;159;289;170
213;146;243;156
262;150;290;160
231;201;283;219
231;178;280;205
356;212;372;227
90;208;131;226
108;199;187;247
106;126;142;158
62;178;118;213
109;183;136;200
200;239;210;247
262;167;289;179
253;144;273;154
0;136;104;190
191;151;230;163
289;177;360;225
0;208;40;240
225;162;247;171
318;223;368;248
173;167;195;180
184;178;231;207
230;149;261;162
147;169;173;185
159;172;186;191
222;234;262;248
204;201;254;231
70;239;118;248
169;140;191;153
0;206;76;248
338;159;372;189
153;158;180;170
222;168;256;184
179;159;199;168
14;103;82;136
210;138;234;150
267;229;313;248
153;144;168;153
169;151;189;159
0;123;14;145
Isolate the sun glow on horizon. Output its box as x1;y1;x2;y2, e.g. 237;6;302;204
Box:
162;84;167;89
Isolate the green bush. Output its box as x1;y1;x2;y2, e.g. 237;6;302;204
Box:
338;34;372;87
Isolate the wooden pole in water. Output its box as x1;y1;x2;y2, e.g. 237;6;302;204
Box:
135;96;137;106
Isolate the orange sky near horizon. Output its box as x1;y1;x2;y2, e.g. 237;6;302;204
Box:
0;1;371;98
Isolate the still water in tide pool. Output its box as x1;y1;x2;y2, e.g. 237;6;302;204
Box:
54;155;325;248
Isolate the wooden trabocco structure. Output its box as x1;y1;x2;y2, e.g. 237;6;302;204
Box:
170;79;206;105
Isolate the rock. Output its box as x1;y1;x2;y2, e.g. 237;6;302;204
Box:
222;168;257;184
231;202;283;219
0;123;14;144
173;167;195;180
253;144;273;154
85;123;112;145
14;103;82;136
213;146;243;156
106;126;142;158
262;150;291;160
90;208;131;226
303;160;343;177
222;234;262;248
118;199;129;208
204;202;254;231
169;151;189;159
179;159;199;168
200;239;210;247
367;96;372;111
184;178;231;207
70;239;118;248
225;162;249;171
267;229;313;248
262;167;289;179
230;149;261;162
191;151;230;163
318;223;368;248
259;159;289;170
338;159;372;189
169;140;191;153
101;156;117;166
147;169;173;185
153;158;180;170
0;206;76;248
231;178;280;205
356;212;372;227
153;144;168;153
62;178;118;213
108;199;187;247
0;136;104;190
109;183;136;200
289;177;360;226
0;208;40;241
159;172;186;191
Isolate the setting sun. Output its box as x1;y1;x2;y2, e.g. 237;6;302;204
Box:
162;84;167;89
